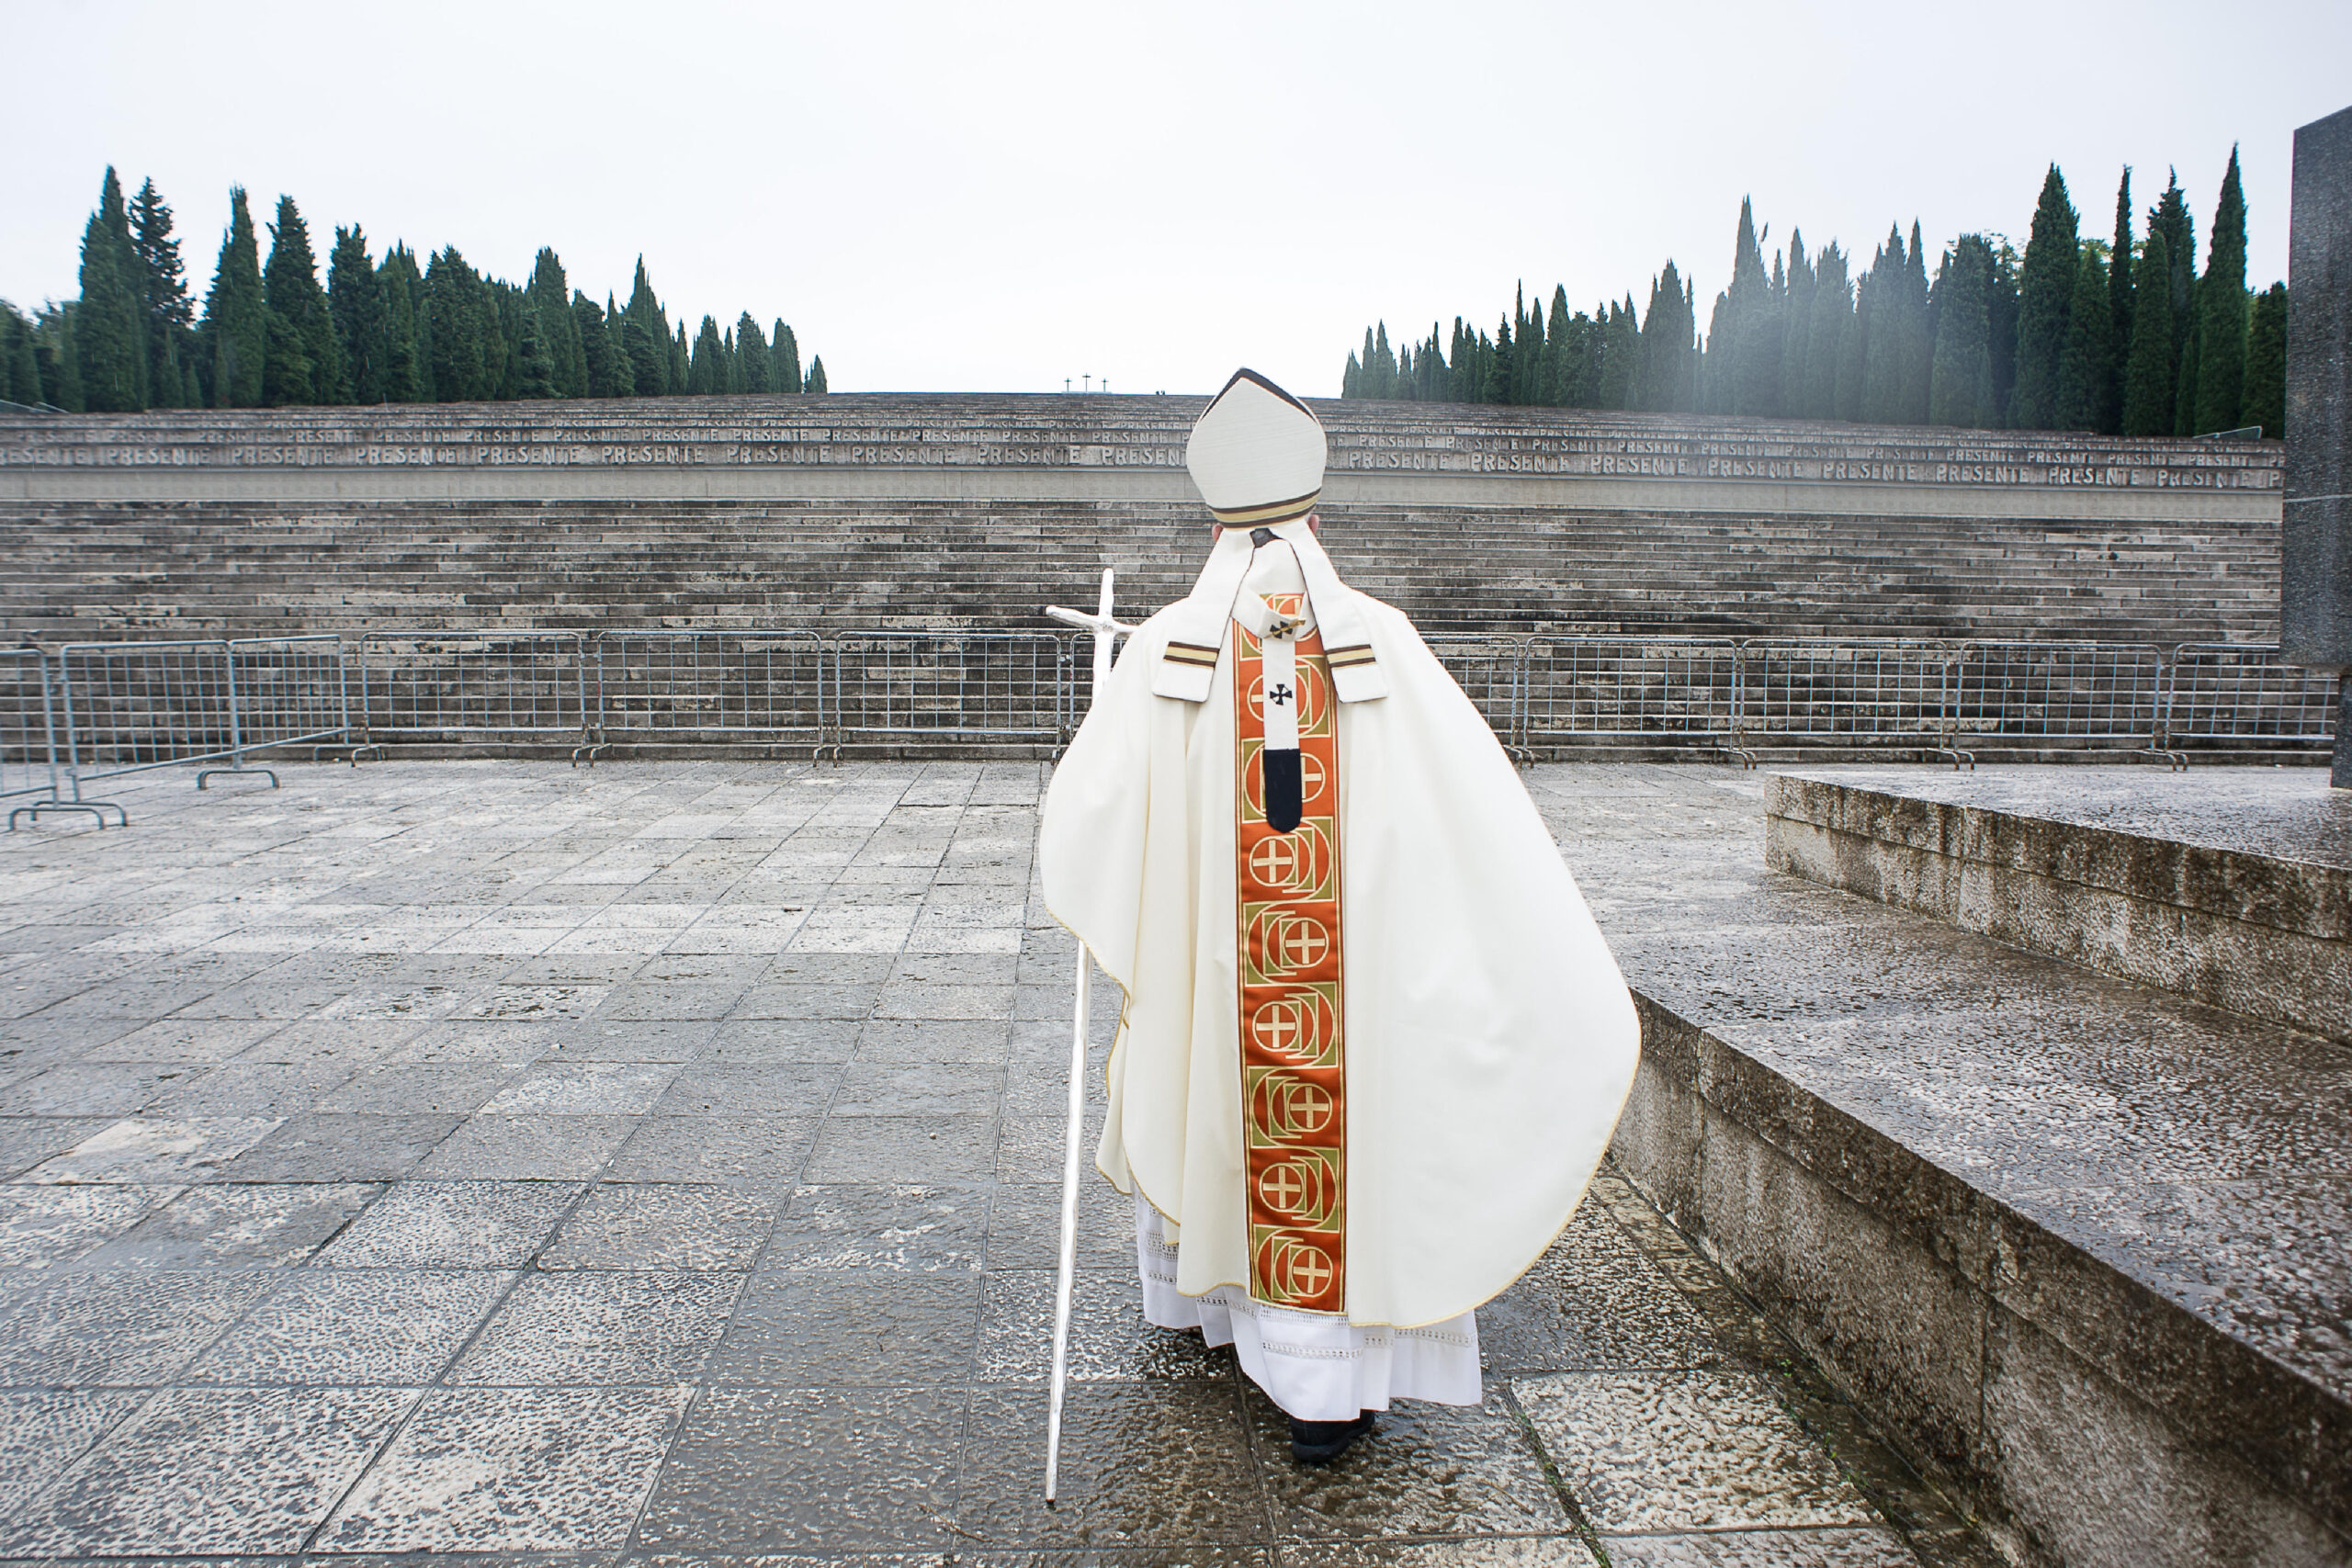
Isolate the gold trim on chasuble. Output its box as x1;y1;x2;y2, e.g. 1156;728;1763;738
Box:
1234;592;1346;1315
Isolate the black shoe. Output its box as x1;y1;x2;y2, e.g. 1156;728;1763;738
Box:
1288;1410;1376;1464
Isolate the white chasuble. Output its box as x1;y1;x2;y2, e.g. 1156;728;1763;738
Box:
1041;522;1640;1372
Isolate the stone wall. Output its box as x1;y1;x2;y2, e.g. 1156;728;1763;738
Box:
0;395;2287;642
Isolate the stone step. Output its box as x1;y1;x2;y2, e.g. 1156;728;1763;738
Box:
1556;766;2352;1568
1764;769;2352;1045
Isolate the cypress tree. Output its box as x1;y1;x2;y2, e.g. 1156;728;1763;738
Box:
688;315;726;394
328;226;390;404
75;168;149;412
1781;231;1815;415
1341;349;1362;399
804;355;828;394
1896;221;1932;423
669;322;688;396
1859;228;1907;422
575;293;624;397
621;318;663;396
2009;167;2078;429
2109;170;2134;415
2120;229;2177;436
1986;242;2021;425
772;321;801;394
2173;310;2200;435
2148;171;2196;373
2192;147;2249;435
378;244;428;402
262;196;339;404
426;247;487;401
514;306;558;399
1601;296;1640;410
2053;243;2115;431
1928;235;1994;427
735;313;771;393
1480;315;1514;404
33;305;84;412
1716;197;1771;414
2242;281;2287;438
1803;243;1850;420
1544;287;1573;405
1636;263;1694;412
130;177;193;409
1836;257;1870;422
623;259;671;395
492;282;526;400
199;187;266;407
526;250;586;398
1;303;40;405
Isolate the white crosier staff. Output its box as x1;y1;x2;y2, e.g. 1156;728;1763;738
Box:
1039;568;1133;1506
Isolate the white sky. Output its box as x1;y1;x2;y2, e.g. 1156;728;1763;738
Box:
6;0;2346;399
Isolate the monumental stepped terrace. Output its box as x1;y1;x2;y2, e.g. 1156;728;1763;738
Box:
0;394;2286;643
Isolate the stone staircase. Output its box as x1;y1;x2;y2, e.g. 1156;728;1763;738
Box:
0;497;2283;645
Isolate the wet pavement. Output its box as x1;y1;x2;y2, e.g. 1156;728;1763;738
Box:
0;761;1984;1566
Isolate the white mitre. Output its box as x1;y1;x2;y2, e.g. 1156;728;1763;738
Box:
1185;369;1327;527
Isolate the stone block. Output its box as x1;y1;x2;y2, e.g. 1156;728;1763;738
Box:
2285;105;2352;681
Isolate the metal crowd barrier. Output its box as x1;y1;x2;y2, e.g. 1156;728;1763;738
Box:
582;630;828;762
0;629;2336;826
356;631;589;750
2164;644;2342;744
829;631;1066;750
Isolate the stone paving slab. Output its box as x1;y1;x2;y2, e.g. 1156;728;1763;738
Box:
0;761;1985;1566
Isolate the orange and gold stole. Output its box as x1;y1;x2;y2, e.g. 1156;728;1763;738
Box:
1234;592;1346;1314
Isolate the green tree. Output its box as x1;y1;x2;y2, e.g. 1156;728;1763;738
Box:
1635;263;1695;412
514;305;558;398
75;168;149;412
328;226;390;404
1928;235;1995;427
804;355;828;394
2120;229;2177;435
735;313;771;392
1;303;40;404
2148;170;2196;376
262;195;340;404
2053;243;2115;431
771;321;801;393
33;304;84;411
621;317;663;396
199;186;266;407
1780;232;1815;414
2242;281;2287;439
526;249;586;398
2192;147;2249;435
623;258;671;394
2173;309;2200;435
2108;170;2133;417
574;293;628;397
688;314;727;393
2009;165;2078;429
130;176;195;408
1896;221;1932;422
1802;243;1850;419
1986;240;2021;424
378;243;429;402
425;247;489;401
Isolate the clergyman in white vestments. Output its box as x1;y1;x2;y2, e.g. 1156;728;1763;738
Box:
1040;368;1640;1463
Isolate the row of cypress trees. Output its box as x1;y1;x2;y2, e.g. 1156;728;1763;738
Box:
1342;152;2288;439
1;170;829;413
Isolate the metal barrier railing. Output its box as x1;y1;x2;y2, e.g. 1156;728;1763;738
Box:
357;631;590;746
0;628;2335;825
1426;636;1529;750
1951;641;2165;744
232;636;354;759
2165;644;2342;743
830;631;1066;746
585;631;828;756
1523;637;1744;746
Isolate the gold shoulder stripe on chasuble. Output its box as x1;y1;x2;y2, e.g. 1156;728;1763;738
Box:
1323;643;1375;670
1163;641;1222;669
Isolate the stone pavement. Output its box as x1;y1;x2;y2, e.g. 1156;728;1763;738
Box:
0;761;1983;1566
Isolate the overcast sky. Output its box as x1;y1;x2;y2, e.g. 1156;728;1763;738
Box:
7;0;2347;399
